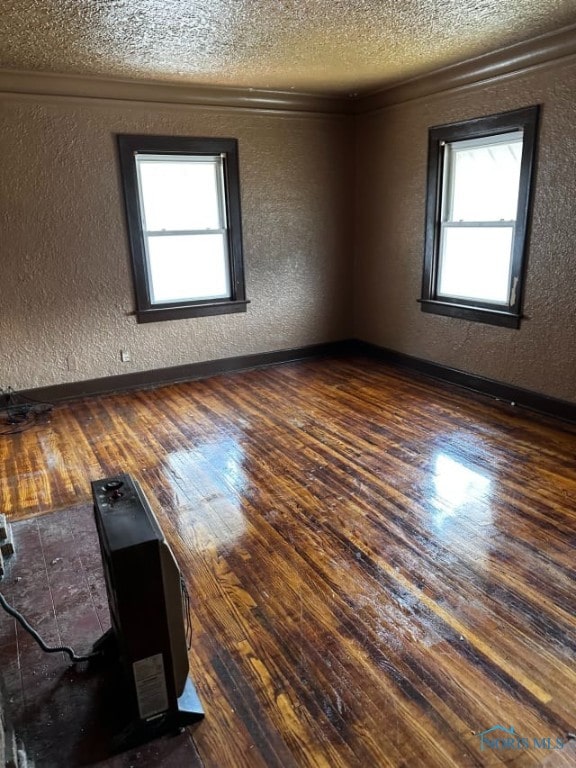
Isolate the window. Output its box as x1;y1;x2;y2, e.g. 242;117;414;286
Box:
420;106;539;328
118;135;248;323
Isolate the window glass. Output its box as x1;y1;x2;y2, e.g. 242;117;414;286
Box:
438;227;513;303
445;134;523;222
136;156;223;232
147;234;230;303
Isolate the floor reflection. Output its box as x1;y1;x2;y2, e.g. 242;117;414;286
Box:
164;442;248;550
430;452;492;533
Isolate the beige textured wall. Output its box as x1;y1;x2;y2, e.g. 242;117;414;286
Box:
0;94;352;391
354;59;576;402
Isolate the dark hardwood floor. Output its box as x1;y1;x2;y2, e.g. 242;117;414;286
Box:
1;356;576;766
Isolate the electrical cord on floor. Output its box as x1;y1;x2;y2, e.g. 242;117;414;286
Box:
0;387;53;436
0;590;100;663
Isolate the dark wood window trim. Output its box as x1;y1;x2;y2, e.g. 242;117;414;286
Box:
117;134;248;324
420;106;539;328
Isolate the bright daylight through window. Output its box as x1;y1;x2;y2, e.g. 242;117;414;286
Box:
118;135;248;323
420;106;539;328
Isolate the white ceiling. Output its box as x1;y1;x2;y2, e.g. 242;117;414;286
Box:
1;0;576;95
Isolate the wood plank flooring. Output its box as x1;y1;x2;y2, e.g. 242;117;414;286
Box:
1;356;576;766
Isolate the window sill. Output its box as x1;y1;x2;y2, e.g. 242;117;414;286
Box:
418;299;521;329
136;299;250;324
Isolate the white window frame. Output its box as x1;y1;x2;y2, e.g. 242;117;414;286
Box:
134;153;230;305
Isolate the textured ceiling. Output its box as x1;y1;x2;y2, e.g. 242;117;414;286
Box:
1;0;576;95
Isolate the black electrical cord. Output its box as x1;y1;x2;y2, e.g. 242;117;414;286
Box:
0;590;100;663
0;387;53;436
6;388;53;408
0;412;38;436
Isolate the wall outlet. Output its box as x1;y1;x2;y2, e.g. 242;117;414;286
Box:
120;349;131;363
66;355;78;372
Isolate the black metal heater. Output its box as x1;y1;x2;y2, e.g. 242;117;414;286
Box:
91;473;204;747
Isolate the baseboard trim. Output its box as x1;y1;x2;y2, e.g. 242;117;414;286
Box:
15;338;576;424
354;341;576;424
18;340;356;404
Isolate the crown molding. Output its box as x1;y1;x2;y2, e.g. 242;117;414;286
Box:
1;22;576;116
0;69;351;114
354;22;576;113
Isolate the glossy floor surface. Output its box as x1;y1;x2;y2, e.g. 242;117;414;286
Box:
1;357;575;766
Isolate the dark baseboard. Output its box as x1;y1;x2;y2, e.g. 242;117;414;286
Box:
353;340;576;424
18;340;356;404
12;337;576;425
